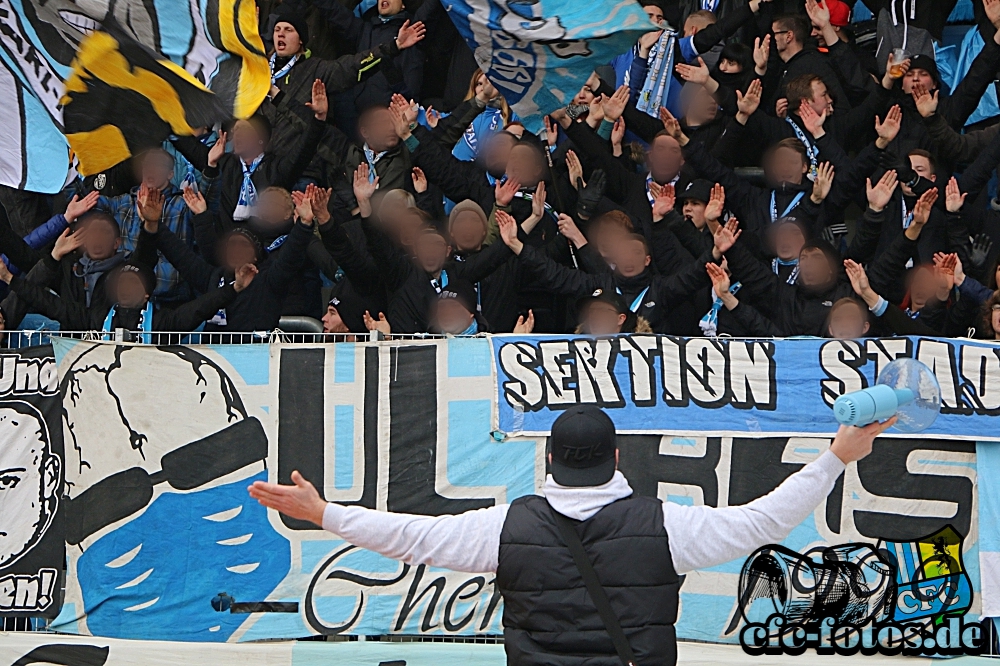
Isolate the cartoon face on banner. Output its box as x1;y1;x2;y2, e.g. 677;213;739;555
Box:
0;402;59;568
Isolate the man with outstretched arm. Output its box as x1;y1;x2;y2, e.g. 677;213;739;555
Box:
249;406;894;666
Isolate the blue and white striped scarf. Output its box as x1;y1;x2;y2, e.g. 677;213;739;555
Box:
699;281;741;337
636;30;677;118
233;154;263;221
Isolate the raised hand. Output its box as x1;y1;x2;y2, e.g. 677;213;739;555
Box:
395;20;426;50
910;187;939;229
182;184;208;216
652;183;676;221
52;226;87;261
843;258;878;306
291;189;314;225
353;163;380;209
934;252;960;289
307;183;332;225
675;57;711;85
556;213;587;248
775;97;788;119
797;101;826;137
874;105;902;147
587;94;606;127
805;0;831;27
811;162;835;203
411;166;428;194
513;310;535;334
705;261;730;299
945;176;967;213
705;183;726;222
736;79;762;121
0;260;12;285
713;216;741;257
234;263;258;292
137;184;165;230
364;310;392;335
577;169;607;220
611;117;626;151
658;107;683;141
638;29;662;58
566;150;585;189
970;233;993;270
531;181;547;221
753;35;770;75
883;52;910;89
603;84;630;122
208;131;227;167
866;170;897;212
305;79;328;121
495;177;521;207
425;106;441;129
543;116;559;148
496;209;523;254
64;190;100;223
911;83;939;118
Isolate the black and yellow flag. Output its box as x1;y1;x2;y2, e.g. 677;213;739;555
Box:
60;0;269;177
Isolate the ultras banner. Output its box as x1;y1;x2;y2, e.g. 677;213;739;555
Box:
32;337;983;644
492;334;1000;440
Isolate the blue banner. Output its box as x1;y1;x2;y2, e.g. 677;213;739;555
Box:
492;335;1000;440
440;0;652;131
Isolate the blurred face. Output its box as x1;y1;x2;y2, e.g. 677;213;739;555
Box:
718;58;742;74
451;211;487;252
273;22;302;57
360;108;400;152
434;298;475;334
648;135;684;184
141;152;173;191
573;72;601;105
581;302;627;335
415;232;450;274
805;80;833;117
643;4;664;25
231;119;264;160
224;234;257;271
827;302;870;339
378;0;404;15
682;199;707;229
83;217;120;261
992;304;1000;337
115;272;149;309
505;145;544;187
902;68;935;95
772;223;806;261
322;305;349;333
768;146;808;185
614;238;651;277
482;133;516;175
909;266;937;310
396;210;428;248
685;84;719;123
798;247;834;288
592;223;629;261
257;190;293;225
474;73;498;102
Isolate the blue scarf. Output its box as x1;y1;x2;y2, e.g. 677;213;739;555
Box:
234;155;263;221
458;319;479;336
699;282;741;337
269;53;299;84
363;144;386;182
102;301;153;343
636;30;677;118
210;276;231;326
772;257;800;284
183;133;215;188
786;117;820;180
770;190;805;224
616;286;651;312
430;269;449;293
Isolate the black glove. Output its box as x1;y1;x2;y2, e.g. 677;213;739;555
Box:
576;169;606;220
970;233;993;271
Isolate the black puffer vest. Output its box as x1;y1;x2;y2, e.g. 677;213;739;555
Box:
497;494;680;665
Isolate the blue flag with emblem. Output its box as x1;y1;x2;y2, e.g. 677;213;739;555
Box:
877;525;973;624
440;0;653;132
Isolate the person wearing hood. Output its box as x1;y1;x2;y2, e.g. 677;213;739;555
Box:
171;79;328;230
0;260;255;342
133;186;317;334
249;404;892;666
499;208;730;334
710;224;856;337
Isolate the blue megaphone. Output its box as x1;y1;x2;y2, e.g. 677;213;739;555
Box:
832;358;941;433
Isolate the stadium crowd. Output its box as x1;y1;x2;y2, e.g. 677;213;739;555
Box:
2;0;1000;342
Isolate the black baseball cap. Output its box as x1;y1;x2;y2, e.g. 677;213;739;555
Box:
549;406;618;487
577;288;629;316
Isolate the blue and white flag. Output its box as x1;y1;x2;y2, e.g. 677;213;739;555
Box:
441;0;653;132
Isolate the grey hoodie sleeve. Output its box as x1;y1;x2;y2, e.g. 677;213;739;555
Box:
662;450;846;574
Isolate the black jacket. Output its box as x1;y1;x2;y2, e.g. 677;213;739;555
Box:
497;494;680;666
138;220;313;332
768;49;852;113
516;243;715;333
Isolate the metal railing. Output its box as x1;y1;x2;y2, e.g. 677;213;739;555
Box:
3;329;464;348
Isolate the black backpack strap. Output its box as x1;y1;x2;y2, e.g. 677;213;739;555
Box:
551;507;638;666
